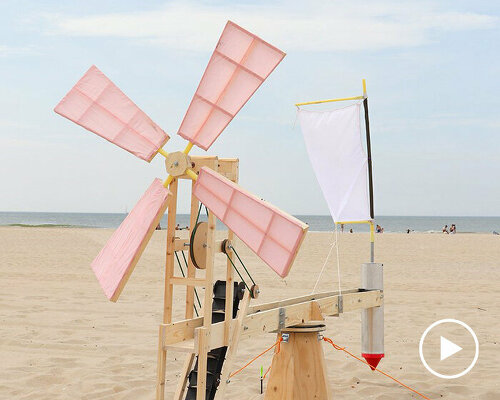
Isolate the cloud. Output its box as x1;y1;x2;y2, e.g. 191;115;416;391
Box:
0;45;39;57
42;1;498;52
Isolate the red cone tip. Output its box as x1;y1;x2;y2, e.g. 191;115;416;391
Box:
362;353;384;371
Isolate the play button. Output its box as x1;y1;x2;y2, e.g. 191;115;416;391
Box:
419;319;479;379
440;336;462;361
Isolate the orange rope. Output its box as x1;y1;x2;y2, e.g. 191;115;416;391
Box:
323;337;431;400
262;364;272;379
229;338;282;379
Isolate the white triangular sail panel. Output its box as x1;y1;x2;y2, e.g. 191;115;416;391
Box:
91;179;171;302
193;167;308;278
55;65;169;162
298;103;371;222
178;21;285;150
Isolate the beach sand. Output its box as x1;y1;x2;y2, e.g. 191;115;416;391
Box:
1;226;499;399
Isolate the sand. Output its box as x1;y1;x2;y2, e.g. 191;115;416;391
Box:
1;226;499;399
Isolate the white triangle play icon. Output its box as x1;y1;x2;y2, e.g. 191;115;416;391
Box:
441;336;462;361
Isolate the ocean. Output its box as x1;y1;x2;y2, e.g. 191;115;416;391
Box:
0;212;499;233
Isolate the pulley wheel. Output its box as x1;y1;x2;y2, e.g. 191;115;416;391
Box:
250;284;260;299
189;221;208;270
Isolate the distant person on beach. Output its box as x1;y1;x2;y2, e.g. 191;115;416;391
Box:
155;222;161;230
175;224;180;230
349;228;353;233
407;228;411;234
450;224;456;234
376;224;384;233
340;223;344;233
442;225;449;234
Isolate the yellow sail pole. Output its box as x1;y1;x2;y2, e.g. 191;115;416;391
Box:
295;95;364;107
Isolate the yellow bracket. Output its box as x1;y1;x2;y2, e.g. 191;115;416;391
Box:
157;148;168;158
183;142;194;155
185;169;198;181
163;175;174;188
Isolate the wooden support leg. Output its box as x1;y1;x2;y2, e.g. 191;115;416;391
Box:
214;290;251;400
156;325;167;400
157;179;178;400
173;353;195;400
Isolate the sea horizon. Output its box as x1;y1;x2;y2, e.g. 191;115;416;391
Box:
1;211;499;234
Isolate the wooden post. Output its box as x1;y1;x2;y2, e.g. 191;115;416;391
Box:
265;325;332;400
196;327;210;399
224;162;238;344
186;180;199;319
157;179;178;400
173;353;195;400
214;290;251;400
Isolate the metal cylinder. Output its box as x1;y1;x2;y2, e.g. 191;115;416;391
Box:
361;262;384;370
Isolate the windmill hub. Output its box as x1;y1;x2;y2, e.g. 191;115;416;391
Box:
165;151;191;177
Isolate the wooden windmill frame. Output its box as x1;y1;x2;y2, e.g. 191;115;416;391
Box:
154;154;383;400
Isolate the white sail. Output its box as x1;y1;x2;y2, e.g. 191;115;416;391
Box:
298;103;370;222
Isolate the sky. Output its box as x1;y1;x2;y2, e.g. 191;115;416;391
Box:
0;0;499;216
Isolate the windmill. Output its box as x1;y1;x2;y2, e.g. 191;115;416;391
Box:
55;20;384;400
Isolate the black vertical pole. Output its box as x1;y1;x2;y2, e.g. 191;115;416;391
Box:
363;97;375;220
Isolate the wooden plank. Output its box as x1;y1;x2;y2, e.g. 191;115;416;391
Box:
170;277;208;286
162;317;203;346
160;290;383;350
224;232;235;346
185;180;199;320
163;179;179;324
174;238;189;252
203;194;217;328
177;156;239;180
224;166;238;346
196;327;209;400
214;290;251;400
156;180;178;400
248;288;358;315
156;325;167;400
165;339;195;353
173;353;195;400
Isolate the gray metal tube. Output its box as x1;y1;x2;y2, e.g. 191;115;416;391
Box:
361;262;384;369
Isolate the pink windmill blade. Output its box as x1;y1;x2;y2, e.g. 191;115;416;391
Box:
92;179;171;302
193;167;308;278
54;65;169;162
178;21;285;150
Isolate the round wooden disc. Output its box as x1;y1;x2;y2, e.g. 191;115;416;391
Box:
283;323;326;333
165;151;190;177
190;221;208;270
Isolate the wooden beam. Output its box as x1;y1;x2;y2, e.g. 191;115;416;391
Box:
196;327;209;400
160;290;383;351
170;277;208;286
156;179;178;400
173;354;195;400
214;290;251;399
177;156;239;181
